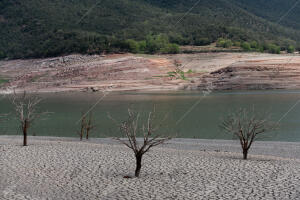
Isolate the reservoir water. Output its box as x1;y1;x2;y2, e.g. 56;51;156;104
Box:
1;90;300;142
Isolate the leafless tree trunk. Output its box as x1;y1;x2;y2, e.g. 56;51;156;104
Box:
135;152;143;177
86;112;95;140
0;113;8;135
78;112;95;140
220;107;278;160
11;91;49;146
78;113;86;141
110;108;172;177
22;119;29;146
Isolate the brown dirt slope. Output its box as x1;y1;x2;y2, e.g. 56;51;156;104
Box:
0;53;300;93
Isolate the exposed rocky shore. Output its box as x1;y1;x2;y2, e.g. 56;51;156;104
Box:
0;53;300;93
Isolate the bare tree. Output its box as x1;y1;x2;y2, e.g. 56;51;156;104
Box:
0;94;7;134
0;113;8;134
78;112;86;141
110;108;172;177
85;112;95;140
78;112;95;140
11;91;49;146
220;108;278;160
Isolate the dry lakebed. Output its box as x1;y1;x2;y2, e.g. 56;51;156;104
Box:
1;136;300;199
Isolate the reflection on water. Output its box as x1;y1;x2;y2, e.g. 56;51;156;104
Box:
0;90;300;142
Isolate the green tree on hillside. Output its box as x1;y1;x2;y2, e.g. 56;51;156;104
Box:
161;43;179;54
267;44;281;54
194;37;211;46
241;42;251;51
145;34;178;54
250;41;258;49
287;45;295;53
216;38;233;48
0;51;6;59
125;39;140;53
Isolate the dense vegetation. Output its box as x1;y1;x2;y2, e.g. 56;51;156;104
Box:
1;0;300;59
216;38;286;54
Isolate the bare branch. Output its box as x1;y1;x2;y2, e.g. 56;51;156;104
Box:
220;107;278;159
10;90;50;146
110;106;172;177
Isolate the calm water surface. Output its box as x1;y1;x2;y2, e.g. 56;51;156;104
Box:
1;90;300;142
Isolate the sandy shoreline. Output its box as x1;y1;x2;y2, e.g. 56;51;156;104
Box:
1;136;300;199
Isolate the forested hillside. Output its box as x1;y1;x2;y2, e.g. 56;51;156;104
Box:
1;0;300;59
230;0;300;29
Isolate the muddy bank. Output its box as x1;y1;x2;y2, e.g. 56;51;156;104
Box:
0;53;299;93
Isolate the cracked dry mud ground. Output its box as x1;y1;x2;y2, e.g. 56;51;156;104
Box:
1;138;300;200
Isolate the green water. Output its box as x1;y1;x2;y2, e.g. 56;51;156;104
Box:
1;90;300;142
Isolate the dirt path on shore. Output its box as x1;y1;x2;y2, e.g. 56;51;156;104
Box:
0;52;300;93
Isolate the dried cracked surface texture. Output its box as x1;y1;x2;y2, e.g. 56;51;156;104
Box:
1;137;300;199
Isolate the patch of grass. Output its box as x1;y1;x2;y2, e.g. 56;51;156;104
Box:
167;72;177;77
167;70;188;80
0;78;9;85
186;69;194;74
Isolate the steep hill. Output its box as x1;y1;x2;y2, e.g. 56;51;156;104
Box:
1;0;300;59
230;0;300;29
